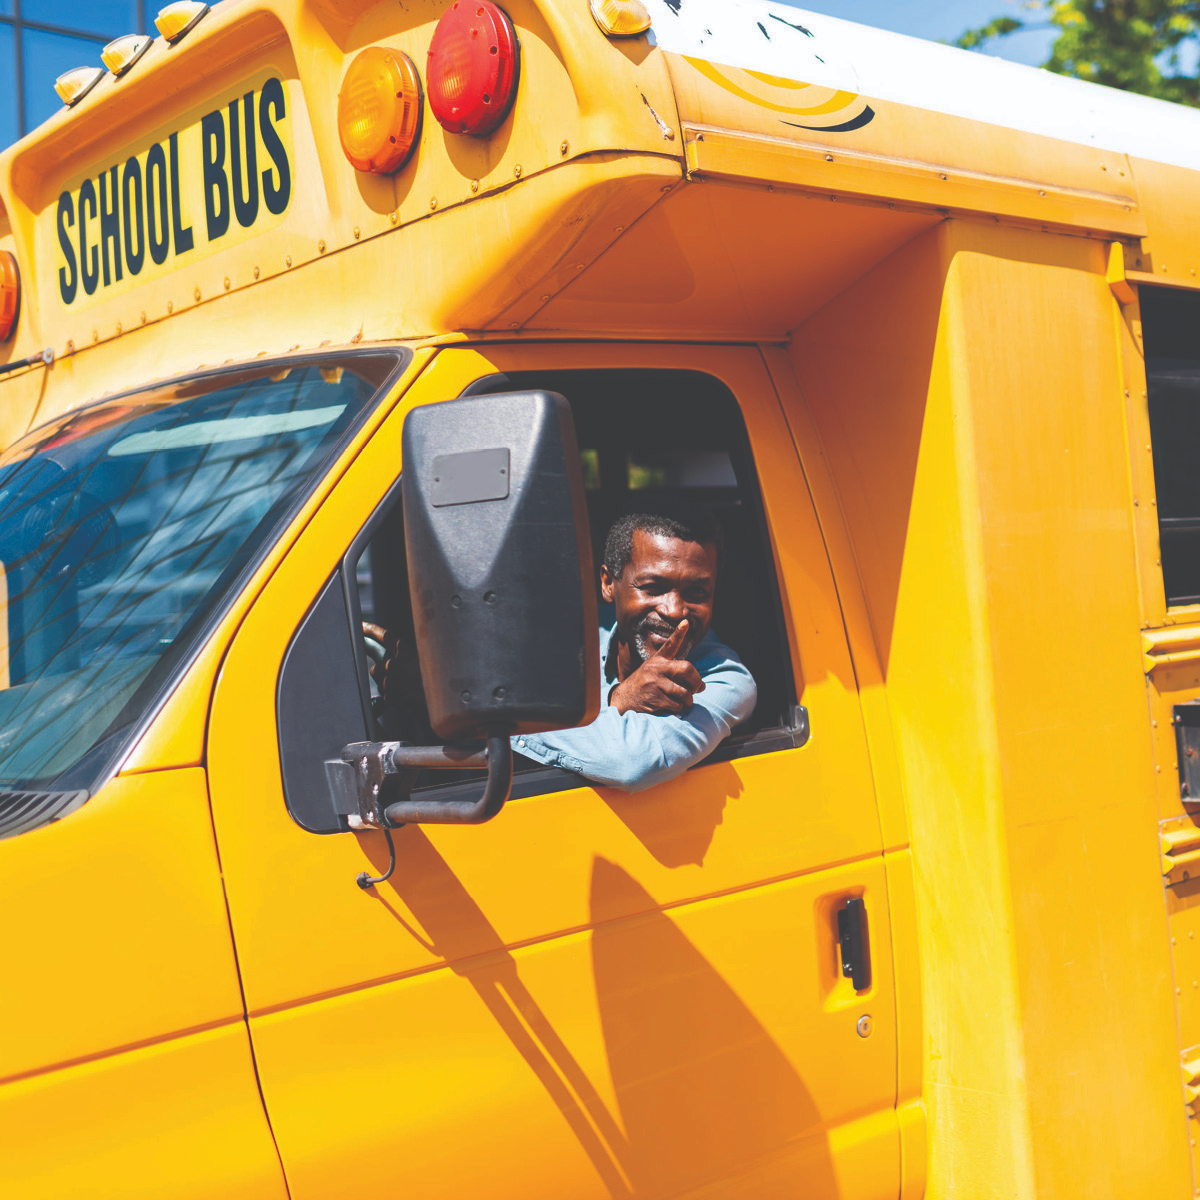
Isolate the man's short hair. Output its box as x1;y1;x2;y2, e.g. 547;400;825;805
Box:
603;506;724;579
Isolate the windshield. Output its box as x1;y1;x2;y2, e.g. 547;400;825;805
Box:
0;354;400;799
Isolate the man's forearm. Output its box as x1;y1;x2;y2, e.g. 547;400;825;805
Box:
516;704;735;792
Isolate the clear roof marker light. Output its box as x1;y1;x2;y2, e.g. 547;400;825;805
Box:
155;2;211;44
102;33;153;77
588;0;652;37
54;66;105;107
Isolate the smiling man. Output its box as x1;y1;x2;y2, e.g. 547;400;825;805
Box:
512;508;757;792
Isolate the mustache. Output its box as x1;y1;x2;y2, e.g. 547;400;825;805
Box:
631;613;699;661
635;614;676;638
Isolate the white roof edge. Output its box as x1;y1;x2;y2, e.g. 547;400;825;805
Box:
642;0;1200;173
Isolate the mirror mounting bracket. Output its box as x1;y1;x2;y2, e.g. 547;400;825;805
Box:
339;735;513;827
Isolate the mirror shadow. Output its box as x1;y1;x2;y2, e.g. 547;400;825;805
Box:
367;829;837;1197
589;858;838;1198
598;761;743;868
374;828;634;1197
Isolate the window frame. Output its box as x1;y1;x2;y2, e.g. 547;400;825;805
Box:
351;365;809;805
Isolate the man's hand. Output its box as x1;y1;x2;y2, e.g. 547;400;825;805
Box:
609;619;706;715
362;622;402;700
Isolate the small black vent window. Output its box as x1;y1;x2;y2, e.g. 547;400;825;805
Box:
1144;286;1200;606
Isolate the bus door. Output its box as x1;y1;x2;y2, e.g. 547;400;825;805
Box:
205;343;902;1200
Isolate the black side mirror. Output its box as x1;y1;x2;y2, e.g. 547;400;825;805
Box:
340;391;597;840
403;390;598;739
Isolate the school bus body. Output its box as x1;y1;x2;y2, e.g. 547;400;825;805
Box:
1;1;1199;1197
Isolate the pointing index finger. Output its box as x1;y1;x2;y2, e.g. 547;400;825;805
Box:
655;618;689;661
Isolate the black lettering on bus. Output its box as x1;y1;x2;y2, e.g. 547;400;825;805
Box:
259;78;291;216
79;178;99;296
202;109;230;241
98;165;123;287
122;156;145;276
57;192;78;305
229;92;259;229
146;142;171;266
169;132;195;256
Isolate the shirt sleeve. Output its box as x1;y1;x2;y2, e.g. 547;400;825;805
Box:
515;653;757;793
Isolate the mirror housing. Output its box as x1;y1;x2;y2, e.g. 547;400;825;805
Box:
402;390;599;741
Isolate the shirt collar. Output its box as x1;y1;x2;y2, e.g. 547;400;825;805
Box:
601;618;619;684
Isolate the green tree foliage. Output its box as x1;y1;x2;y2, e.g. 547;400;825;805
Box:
955;1;1200;106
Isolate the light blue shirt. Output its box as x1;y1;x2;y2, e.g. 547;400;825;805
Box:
512;618;757;792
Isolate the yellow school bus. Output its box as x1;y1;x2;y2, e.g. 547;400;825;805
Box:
3;0;1200;1196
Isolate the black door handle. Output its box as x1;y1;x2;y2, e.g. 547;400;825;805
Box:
838;897;871;991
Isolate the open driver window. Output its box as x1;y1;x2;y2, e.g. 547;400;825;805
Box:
350;368;802;801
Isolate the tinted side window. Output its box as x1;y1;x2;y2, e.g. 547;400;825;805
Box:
1144;286;1200;605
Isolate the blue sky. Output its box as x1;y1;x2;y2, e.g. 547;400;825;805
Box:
778;0;1058;67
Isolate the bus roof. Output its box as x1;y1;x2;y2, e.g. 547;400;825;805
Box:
648;0;1200;174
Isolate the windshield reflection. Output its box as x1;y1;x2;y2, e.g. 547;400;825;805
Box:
0;356;395;800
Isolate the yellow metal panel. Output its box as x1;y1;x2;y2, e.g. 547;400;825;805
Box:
664;51;1144;236
786;218;1190;1198
1111;282;1165;632
249;861;897;1200
1126;157;1200;288
534;178;939;341
759;343;911;855
1107;240;1137;306
0;1023;286;1200
883;850;926;1200
1168;886;1200;1170
0;769;242;1081
682;123;1145;238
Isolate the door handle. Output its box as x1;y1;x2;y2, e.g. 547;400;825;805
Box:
838;897;871;991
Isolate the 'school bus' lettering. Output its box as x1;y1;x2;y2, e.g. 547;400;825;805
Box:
52;76;293;307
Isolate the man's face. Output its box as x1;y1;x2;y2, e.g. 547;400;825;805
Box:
601;530;718;662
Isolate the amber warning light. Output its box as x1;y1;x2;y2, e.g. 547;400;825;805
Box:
427;1;520;138
338;47;424;174
0;252;19;342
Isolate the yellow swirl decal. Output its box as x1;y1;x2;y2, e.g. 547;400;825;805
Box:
683;56;875;133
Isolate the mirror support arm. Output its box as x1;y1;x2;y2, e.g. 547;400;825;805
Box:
340;735;513;827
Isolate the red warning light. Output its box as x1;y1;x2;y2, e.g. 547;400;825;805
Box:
427;1;520;138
